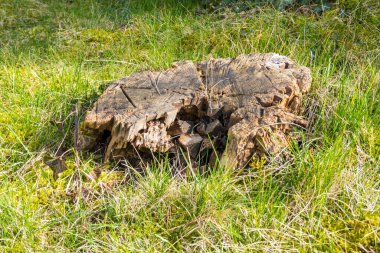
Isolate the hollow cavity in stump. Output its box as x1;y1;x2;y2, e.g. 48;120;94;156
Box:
79;53;312;169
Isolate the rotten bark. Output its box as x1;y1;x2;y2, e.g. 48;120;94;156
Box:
79;53;312;168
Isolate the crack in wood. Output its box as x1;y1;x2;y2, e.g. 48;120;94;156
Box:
119;85;137;108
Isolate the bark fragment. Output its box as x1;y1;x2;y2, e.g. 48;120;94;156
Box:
79;53;311;169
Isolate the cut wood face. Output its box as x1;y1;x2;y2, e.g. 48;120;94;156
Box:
79;53;312;169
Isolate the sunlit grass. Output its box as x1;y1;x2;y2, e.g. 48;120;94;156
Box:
0;0;379;252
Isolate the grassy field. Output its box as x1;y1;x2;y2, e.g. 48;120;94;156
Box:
0;0;379;252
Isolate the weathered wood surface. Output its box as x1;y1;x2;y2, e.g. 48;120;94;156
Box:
79;53;311;168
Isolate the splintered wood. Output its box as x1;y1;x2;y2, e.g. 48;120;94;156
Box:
79;54;311;168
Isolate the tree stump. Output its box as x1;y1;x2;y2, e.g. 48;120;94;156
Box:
79;53;311;168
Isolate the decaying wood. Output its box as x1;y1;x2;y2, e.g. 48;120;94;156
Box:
79;53;312;168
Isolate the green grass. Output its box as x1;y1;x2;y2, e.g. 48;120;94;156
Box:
0;0;379;252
